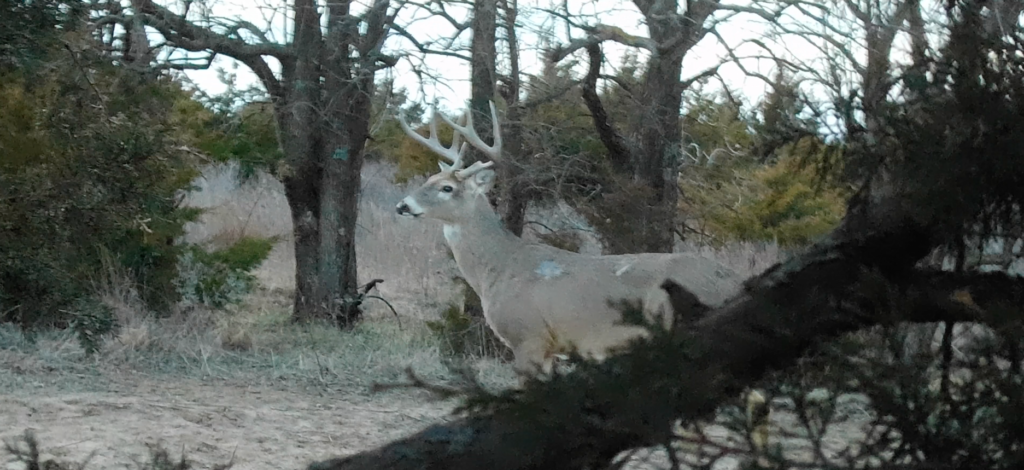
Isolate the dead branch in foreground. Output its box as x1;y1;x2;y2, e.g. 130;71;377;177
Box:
307;200;1024;470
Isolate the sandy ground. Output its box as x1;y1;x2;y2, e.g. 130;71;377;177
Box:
1;371;457;470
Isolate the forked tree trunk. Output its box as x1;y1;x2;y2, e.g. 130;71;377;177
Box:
566;0;716;254
630;0;689;253
131;0;393;326
279;0;330;323
633;50;684;253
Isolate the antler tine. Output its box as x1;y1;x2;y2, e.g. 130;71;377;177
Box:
438;101;502;162
397;108;467;171
454;161;495;181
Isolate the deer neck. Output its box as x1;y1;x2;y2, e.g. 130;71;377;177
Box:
442;197;527;300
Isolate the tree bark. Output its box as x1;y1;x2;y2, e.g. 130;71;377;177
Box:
560;0;718;253
469;0;532;237
496;0;528;236
305;194;1016;470
307;0;377;326
632;3;686;252
470;0;497;145
581;43;632;174
280;0;327;322
130;0;393;324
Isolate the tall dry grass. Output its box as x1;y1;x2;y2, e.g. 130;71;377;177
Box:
179;160;465;320
179;159;782;320
0;159;784;392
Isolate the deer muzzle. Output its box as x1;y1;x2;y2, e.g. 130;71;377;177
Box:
395;197;423;217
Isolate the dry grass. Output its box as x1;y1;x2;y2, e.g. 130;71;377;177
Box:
180;160;463;318
0;159;793;470
164;159;780;386
0;158;782;394
181;160;781;317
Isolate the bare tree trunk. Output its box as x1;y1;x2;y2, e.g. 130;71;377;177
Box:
628;0;698;253
315;0;368;326
497;0;527;236
634;48;684;253
131;0;394;325
280;0;327;322
554;0;717;253
470;0;497;144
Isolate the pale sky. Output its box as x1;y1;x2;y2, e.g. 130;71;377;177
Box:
167;0;929;121
172;0;809;114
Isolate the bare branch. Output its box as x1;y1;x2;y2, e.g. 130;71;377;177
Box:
716;2;789;22
680;63;724;91
547;24;657;63
130;0;289;98
708;31;782;89
580;44;632;173
152;53;216;71
132;0;292;59
390;23;472;61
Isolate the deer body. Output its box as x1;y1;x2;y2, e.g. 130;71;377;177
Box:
396;103;770;458
395;102;744;379
437;189;743;377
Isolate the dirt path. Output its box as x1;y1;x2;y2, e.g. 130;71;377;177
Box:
1;374;456;470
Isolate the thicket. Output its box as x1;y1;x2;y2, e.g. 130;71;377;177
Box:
678;91;849;247
379;63;849;252
0;2;273;336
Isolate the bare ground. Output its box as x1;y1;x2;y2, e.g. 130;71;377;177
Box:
1;365;458;470
0;162;800;470
1;355;876;470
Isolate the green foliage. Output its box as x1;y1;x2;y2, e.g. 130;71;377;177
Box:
177;70;284;179
366;81;424;161
0;0;78;74
174;237;277;309
185;101;284;180
718;146;847;247
679;95;848;247
69;297;115;355
0;35;201;326
388;119;458;184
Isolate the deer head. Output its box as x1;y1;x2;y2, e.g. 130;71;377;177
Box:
395;102;502;224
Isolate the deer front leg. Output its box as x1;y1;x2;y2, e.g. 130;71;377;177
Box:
512;339;555;387
745;389;772;467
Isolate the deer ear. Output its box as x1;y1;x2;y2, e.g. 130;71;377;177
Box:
466;168;496;195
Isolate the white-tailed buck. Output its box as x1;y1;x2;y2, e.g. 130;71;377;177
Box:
396;102;769;455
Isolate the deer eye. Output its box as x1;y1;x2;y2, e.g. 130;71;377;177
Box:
441;185;454;193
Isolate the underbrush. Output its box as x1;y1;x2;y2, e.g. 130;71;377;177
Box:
0;288;518;394
2;431;232;470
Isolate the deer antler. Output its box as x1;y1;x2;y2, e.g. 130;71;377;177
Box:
454;161;495;180
398;101;503;174
397;109;469;171
437;101;502;162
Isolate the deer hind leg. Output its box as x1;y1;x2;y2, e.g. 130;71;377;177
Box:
512;339;555;387
745;389;772;467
